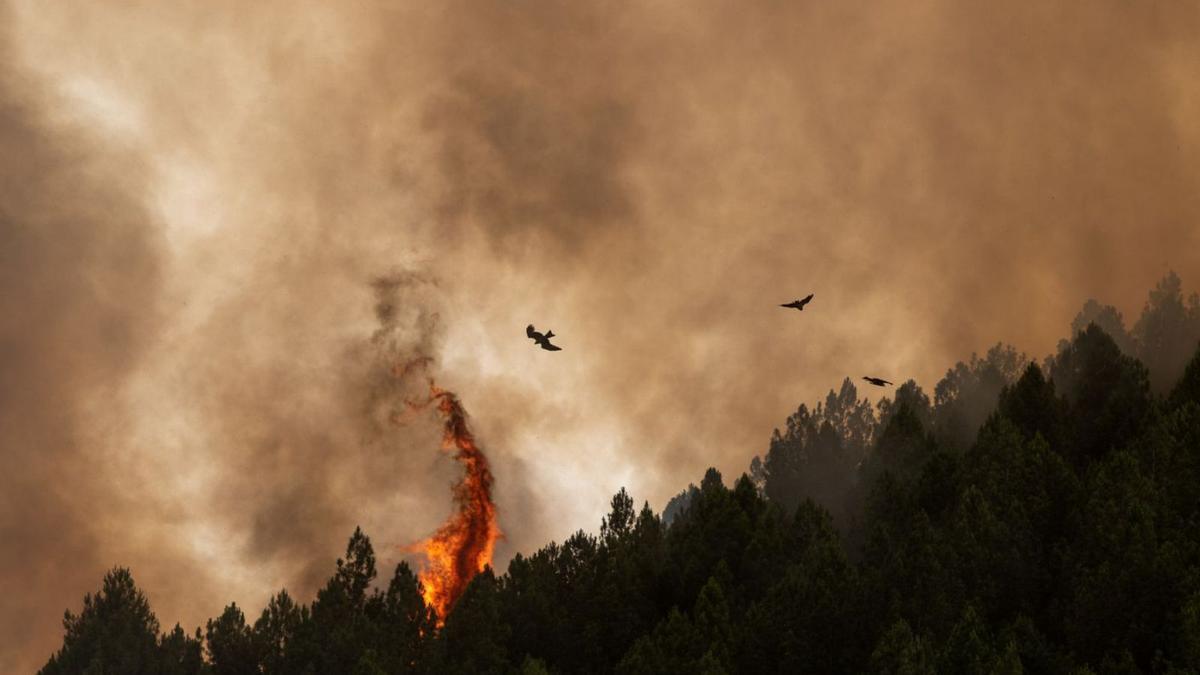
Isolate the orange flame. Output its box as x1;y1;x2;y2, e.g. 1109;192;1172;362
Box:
404;381;500;625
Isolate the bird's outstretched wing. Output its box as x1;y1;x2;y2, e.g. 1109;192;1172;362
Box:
527;323;561;351
781;294;814;310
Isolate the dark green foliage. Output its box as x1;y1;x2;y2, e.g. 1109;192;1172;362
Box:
158;624;206;675
952;419;1076;623
619;566;739;672
519;655;552;674
373;562;437;672
997;361;1070;451
1050;323;1152;468
1063;450;1185;668
740;503;866;674
616;607;702;674
870;619;934;675
252;590;305;675
1132;271;1200;393
876;380;933;435
616;575;735;674
40;568;170;675
206;604;256;675
497;489;672;674
862;472;965;640
934;606;1021;675
759;378;874;521
1071;272;1200;393
913;451;960;523
1069;299;1137;356
932;344;1028;451
305;526;383;673
1142;403;1200;539
662;483;699;526
437;569;510;674
292;526;436;674
665;470;759;609
862;399;937;484
1169;342;1200;409
40;277;1200;674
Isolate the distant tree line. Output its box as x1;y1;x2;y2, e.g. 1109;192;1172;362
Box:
42;273;1200;674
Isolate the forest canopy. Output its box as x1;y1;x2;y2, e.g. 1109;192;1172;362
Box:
42;273;1200;674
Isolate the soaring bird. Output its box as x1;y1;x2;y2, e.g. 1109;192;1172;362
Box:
862;376;893;387
781;294;814;311
526;324;562;351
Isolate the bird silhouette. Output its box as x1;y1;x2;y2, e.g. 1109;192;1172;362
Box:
780;294;814;310
526;324;562;351
862;376;893;387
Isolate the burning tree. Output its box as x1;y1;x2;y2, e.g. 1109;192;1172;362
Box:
400;379;501;624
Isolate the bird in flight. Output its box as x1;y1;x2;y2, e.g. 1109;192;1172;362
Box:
780;294;814;311
862;376;893;387
526;324;562;351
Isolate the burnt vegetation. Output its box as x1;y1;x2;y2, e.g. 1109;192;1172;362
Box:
42;273;1200;674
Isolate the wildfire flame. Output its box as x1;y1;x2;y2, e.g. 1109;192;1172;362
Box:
402;379;501;625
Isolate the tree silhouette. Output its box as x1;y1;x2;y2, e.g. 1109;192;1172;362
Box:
252;590;305;675
932;344;1027;451
996;362;1069;452
759;378;874;522
1133;271;1200;392
40;568;182;675
437;568;509;673
1068;299;1136;355
1168;341;1200;409
1050;323;1152;468
206;603;257;675
40;277;1200;674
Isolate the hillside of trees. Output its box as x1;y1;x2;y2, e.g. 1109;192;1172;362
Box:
41;273;1200;674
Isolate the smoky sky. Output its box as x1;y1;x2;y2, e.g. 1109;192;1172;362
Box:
0;6;165;670
4;1;1200;670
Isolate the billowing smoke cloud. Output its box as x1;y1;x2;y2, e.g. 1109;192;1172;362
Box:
5;0;1200;670
0;10;166;670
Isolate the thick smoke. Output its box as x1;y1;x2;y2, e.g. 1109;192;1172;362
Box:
5;1;1200;669
0;13;166;670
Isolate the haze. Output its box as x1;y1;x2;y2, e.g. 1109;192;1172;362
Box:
3;1;1199;671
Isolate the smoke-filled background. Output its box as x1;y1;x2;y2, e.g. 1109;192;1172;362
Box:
3;1;1199;670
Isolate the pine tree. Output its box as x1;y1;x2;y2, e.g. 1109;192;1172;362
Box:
1168;342;1200;409
933;343;1027;451
40;568;164;675
1050;324;1152;468
1068;299;1136;355
869;619;934;675
307;526;379;673
252;589;305;675
616;608;701;675
996;362;1069;452
1133;271;1200;392
438;569;511;674
742;501;864;673
952;418;1076;623
206;603;258;675
157;624;206;675
372;562;434;672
